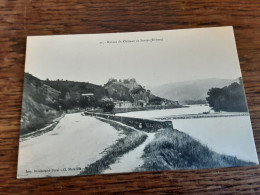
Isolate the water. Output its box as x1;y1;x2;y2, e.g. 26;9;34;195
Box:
117;105;259;163
173;116;258;163
116;105;213;119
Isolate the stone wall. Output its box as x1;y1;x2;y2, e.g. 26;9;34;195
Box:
84;112;173;133
113;104;182;114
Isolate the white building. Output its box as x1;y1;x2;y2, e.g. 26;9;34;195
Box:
114;101;133;108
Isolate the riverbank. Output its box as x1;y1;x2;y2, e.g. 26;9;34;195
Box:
137;128;255;172
115;105;259;163
113;104;183;114
156;112;249;120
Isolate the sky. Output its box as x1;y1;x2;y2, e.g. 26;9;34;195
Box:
25;26;242;86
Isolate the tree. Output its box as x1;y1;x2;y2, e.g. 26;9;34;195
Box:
104;78;117;87
149;96;162;105
206;79;248;112
99;99;115;113
123;79;130;84
206;88;222;111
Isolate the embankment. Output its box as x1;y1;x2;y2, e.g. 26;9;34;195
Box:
113;104;182;114
84;112;173;133
80;117;148;175
157;112;249;120
137;128;255;172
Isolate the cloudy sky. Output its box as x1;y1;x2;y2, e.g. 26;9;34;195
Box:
25;26;242;86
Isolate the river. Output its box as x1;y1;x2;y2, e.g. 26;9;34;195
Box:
117;105;258;163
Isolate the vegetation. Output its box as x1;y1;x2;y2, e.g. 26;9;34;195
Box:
80;118;147;175
44;78;107;110
184;99;207;105
20;74;63;135
23;73;61;109
20;94;63;135
104;78;118;87
20;118;62;141
149;96;163;105
99;99;115;113
137;128;254;171
130;85;146;94
106;83;134;102
206;78;248;112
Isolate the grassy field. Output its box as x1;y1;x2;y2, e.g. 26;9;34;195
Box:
137;128;255;171
80;118;147;175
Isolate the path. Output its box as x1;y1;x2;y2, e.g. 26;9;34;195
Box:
17;113;120;178
103;132;155;174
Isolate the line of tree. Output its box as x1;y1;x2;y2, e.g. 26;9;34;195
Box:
184;99;207;105
206;78;248;112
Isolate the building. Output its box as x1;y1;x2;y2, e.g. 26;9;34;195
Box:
81;93;94;97
114;101;133;108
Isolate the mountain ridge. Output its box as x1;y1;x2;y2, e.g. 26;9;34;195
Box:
149;78;239;104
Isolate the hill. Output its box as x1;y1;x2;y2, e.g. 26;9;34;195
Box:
104;78;179;106
43;79;107;110
21;74;180;135
21;73;107;135
20;73;62;135
149;78;239;104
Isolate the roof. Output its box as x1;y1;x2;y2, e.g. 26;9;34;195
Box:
81;93;94;96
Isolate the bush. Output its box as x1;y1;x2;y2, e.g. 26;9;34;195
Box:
99;100;115;113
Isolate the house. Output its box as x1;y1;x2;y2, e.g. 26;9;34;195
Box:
114;101;133;108
81;93;94;97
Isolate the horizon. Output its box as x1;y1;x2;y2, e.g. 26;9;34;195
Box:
26;71;240;88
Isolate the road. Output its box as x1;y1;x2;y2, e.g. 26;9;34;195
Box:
17;113;120;178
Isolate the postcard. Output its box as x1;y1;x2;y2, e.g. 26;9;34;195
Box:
17;27;259;178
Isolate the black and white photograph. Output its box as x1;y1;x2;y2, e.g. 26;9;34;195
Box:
17;27;259;179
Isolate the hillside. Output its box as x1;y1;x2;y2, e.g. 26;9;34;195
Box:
150;78;239;104
21;74;179;135
21;73;109;134
105;81;134;102
104;78;179;106
43;79;107;110
20;73;62;135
